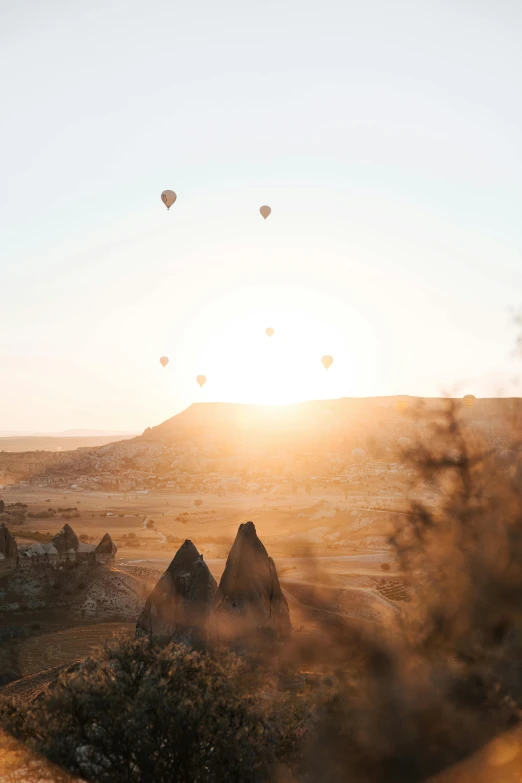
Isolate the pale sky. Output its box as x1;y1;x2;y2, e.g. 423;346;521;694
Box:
1;0;522;432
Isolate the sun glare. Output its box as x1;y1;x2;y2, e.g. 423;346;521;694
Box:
187;309;356;406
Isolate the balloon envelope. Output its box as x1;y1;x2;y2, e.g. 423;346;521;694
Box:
398;437;410;447
463;394;476;409
196;375;207;388
500;449;516;465
161;190;177;209
321;355;334;370
260;205;271;219
159;356;169;367
265;327;274;337
351;448;365;460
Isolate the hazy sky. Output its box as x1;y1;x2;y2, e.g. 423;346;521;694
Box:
1;0;522;432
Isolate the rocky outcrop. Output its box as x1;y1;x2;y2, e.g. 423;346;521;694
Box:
216;521;291;642
136;524;292;649
95;533;117;556
0;523;17;560
51;524;79;553
136;540;217;644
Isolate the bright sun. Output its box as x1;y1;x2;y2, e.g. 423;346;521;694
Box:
189;309;358;405
163;286;379;408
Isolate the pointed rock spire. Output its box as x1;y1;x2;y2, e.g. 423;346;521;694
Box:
136;540;217;644
95;533;117;555
217;521;291;642
51;523;79;553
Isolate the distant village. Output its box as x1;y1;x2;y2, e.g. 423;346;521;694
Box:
0;438;415;498
0;398;514;498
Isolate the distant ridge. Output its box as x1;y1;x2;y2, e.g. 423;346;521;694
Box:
0;434;136;453
1;396;519;472
0;429;137;437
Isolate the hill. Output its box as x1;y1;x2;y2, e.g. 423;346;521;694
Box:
139;395;520;446
0;396;519;491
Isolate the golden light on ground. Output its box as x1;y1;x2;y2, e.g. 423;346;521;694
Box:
487;735;521;767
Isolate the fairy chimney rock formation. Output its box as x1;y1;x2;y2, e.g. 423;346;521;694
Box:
0;523;18;561
51;524;80;553
95;533;118;556
136;539;217;644
216;521;291;642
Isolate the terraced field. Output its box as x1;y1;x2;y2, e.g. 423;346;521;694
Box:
17;622;134;677
375;577;409;602
283;581;395;623
0;662;78;706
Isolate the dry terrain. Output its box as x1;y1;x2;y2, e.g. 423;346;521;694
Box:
0;484;412;700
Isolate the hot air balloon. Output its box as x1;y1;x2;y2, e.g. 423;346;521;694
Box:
265;327;274;338
321;355;333;370
397;436;410;447
351;448;365;461
159;356;169;367
260;205;271;220
161;190;177;210
463;394;476;409
196;375;207;388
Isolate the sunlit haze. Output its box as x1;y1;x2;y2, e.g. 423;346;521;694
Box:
2;1;522;431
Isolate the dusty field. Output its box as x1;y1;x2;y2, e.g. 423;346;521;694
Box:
4;486;408;561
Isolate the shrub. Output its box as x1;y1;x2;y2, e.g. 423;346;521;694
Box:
12;529;52;543
380;562;391;572
0;639;278;783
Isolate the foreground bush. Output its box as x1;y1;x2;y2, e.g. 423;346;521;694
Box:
0;640;280;783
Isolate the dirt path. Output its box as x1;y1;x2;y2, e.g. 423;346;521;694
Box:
141;515;167;544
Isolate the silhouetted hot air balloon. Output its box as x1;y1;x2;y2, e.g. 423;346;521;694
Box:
159;356;169;368
352;448;365;461
463;394;476;409
161;190;177;210
196;375;207;388
260;205;271;220
265;327;274;338
398;436;410;447
321;355;333;370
